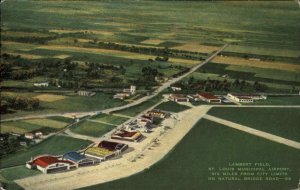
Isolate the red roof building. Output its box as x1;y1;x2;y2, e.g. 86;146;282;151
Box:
169;94;189;102
26;155;75;174
198;93;221;103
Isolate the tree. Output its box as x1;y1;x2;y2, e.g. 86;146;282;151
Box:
188;76;195;84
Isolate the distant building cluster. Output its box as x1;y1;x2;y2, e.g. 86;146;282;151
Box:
168;92;267;104
77;90;96;97
33;82;49;87
25;108;171;174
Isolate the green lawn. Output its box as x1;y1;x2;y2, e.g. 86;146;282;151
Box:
1;120;46;134
70;120;114;137
48;116;75;123
0;166;40;181
208;107;300;142
0;136;91;168
154;101;190;113
91;113;129;125
81;119;300;190
113;95;163;117
252;95;300;105
1;92;126;120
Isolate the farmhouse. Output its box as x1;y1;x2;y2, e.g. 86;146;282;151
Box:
227;93;267;103
77;90;96;97
24;133;34;140
198;93;221;103
111;130;143;142
170;86;182;92
85;141;128;160
169;94;189;102
123;85;136;95
114;85;136;100
113;92;131;100
26;155;76;174
62;151;99;167
33;82;49;87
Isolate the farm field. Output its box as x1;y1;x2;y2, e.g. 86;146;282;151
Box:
2;1;299;54
154;101;191;113
1;0;300;109
196;62;300;91
91;113;129;125
0;136;91;168
81;119;300;190
70;120;115;137
212;56;300;73
171;42;221;54
0;116;72;134
1;92;126;120
207;107;300;142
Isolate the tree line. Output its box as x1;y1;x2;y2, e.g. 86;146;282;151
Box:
1;96;40;113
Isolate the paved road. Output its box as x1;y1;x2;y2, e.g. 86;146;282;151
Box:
1;44;228;122
203;114;300;149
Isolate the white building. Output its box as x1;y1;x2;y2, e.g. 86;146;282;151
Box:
227;93;267;103
77;91;96;97
123;85;136;95
34;82;49;87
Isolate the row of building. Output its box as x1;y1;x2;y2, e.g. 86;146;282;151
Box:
168;93;267;103
26;140;128;174
26;108;170;174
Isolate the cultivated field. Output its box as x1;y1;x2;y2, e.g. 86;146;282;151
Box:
172;42;220;54
0;116;71;134
140;39;164;45
212;56;300;73
23;118;68;129
34;94;66;102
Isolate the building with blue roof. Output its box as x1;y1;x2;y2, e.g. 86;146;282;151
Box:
62;151;100;167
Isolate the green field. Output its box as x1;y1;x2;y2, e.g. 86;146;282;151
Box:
0;135;91;168
1;92;126;120
112;95;163;117
0;165;39;190
2;1;299;53
207;107;300;142
155;101;191;113
70;120;115;137
91;113;129;125
0;166;40;182
81;119;300;190
1;116;72;134
252;95;300;105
